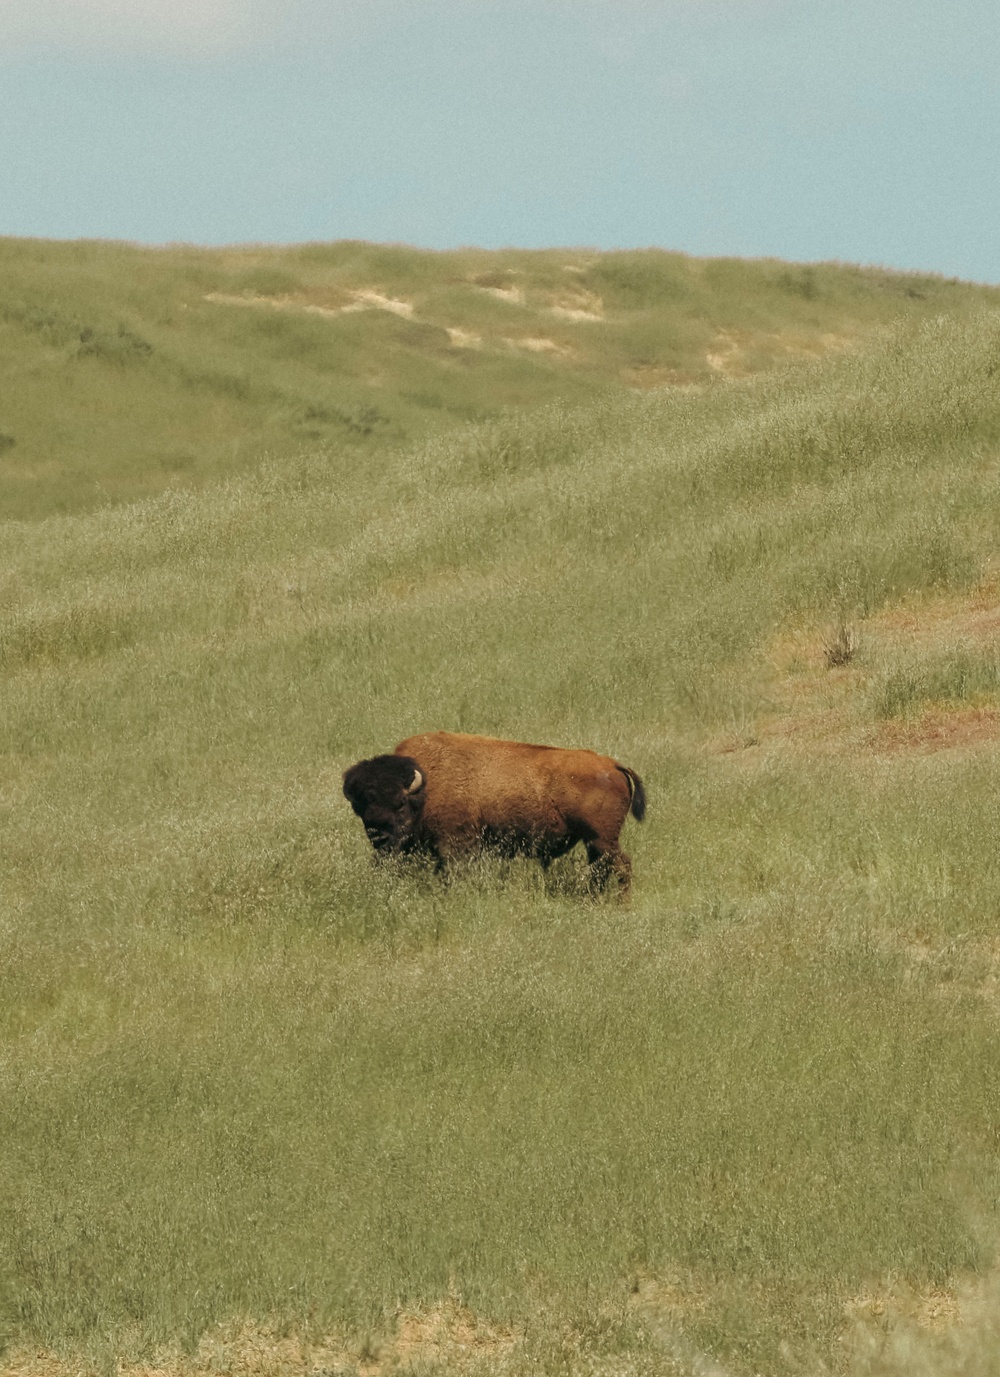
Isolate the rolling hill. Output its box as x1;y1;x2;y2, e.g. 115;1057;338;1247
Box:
2;236;997;520
3;247;1000;1376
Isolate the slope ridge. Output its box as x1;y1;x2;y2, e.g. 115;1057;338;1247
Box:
2;237;995;520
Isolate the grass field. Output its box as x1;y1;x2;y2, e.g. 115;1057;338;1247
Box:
2;237;997;521
4;252;1000;1375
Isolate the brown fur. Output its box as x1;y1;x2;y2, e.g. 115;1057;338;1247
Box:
393;731;644;892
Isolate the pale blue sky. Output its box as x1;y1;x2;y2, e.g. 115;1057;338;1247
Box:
1;0;997;281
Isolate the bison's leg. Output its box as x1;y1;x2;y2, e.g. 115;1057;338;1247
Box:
538;834;579;870
585;841;632;895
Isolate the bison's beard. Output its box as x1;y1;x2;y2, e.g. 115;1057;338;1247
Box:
365;818;423;855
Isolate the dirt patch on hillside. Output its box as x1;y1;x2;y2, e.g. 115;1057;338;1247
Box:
628;1270;709;1321
341;290;414;318
871;705;1000;753
712;578;1000;760
446;326;482;348
204;290;415;320
549;305;603;322
706;330;744;376
892;930;1000;1012
768;576;1000;678
877;593;1000;645
478;284;525;305
204;291;341;316
548;289;604;322
392;1304;516;1369
1;1306;518;1377
503;336;572;356
845;1281;963;1331
706;328;854;377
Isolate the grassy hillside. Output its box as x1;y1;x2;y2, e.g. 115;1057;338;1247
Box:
4;304;1000;1375
2;236;997;520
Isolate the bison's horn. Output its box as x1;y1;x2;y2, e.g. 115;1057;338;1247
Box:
404;768;424;794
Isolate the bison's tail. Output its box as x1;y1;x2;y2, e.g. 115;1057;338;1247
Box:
617;765;647;823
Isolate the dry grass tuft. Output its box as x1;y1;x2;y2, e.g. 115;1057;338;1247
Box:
823;623;859;667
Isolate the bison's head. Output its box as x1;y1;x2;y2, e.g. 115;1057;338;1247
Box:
342;754;425;853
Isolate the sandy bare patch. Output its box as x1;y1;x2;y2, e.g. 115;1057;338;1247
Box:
705;330;744;376
888;929;1000;1007
840;1269;1000;1374
1;1306;517;1377
548;290;603;322
204;291;317;313
203;290;415;320
707;653;858;759
503;336;572;356
446;327;482;348
923;934;1000;1013
628;1271;709;1320
549;305;603;322
870;706;1000;754
874;579;1000;648
845;1282;962;1332
203;292;358;318
627;1274;735;1377
479;284;525;305
726;579;1000;762
707;328;855;376
392;1302;516;1368
725;698;1000;761
340;290;414;318
816;330;854;354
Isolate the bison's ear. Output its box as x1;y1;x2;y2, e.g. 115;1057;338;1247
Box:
404;767;424;795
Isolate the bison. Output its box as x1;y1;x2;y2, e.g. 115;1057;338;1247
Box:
342;730;646;893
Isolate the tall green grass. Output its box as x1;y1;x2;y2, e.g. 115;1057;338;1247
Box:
869;647;1000;718
4;312;1000;1372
